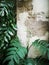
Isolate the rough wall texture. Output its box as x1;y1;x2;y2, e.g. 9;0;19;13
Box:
17;0;49;58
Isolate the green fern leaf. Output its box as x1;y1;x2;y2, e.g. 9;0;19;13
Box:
8;30;14;36
7;59;14;65
32;39;49;58
11;24;17;31
6;33;11;40
13;55;19;64
4;36;9;43
3;55;13;63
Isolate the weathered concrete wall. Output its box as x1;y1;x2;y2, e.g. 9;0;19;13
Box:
33;0;49;15
17;0;49;58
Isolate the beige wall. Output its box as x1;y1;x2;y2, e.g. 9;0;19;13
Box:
17;0;49;58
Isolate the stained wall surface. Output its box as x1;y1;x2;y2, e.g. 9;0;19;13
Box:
17;0;49;58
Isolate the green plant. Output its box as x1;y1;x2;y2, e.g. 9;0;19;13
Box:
17;39;49;65
0;0;27;65
0;0;16;49
0;0;49;65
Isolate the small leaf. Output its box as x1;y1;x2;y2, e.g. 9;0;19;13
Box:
8;59;14;65
3;55;13;64
47;49;49;60
4;36;8;43
1;9;4;16
6;47;17;52
4;7;8;16
11;24;17;31
16;47;27;59
8;30;14;36
6;33;11;40
13;55;19;64
6;51;16;56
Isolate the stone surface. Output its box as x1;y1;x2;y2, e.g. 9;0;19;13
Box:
17;0;49;58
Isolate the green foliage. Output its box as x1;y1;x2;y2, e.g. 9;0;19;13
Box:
32;39;49;59
2;37;27;65
24;58;35;65
0;0;17;65
19;40;49;65
0;0;16;50
0;0;49;65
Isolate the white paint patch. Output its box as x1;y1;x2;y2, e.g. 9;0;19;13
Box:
17;12;28;47
33;0;49;16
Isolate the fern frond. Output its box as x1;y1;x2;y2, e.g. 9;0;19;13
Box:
2;37;27;65
32;39;49;59
0;0;17;50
